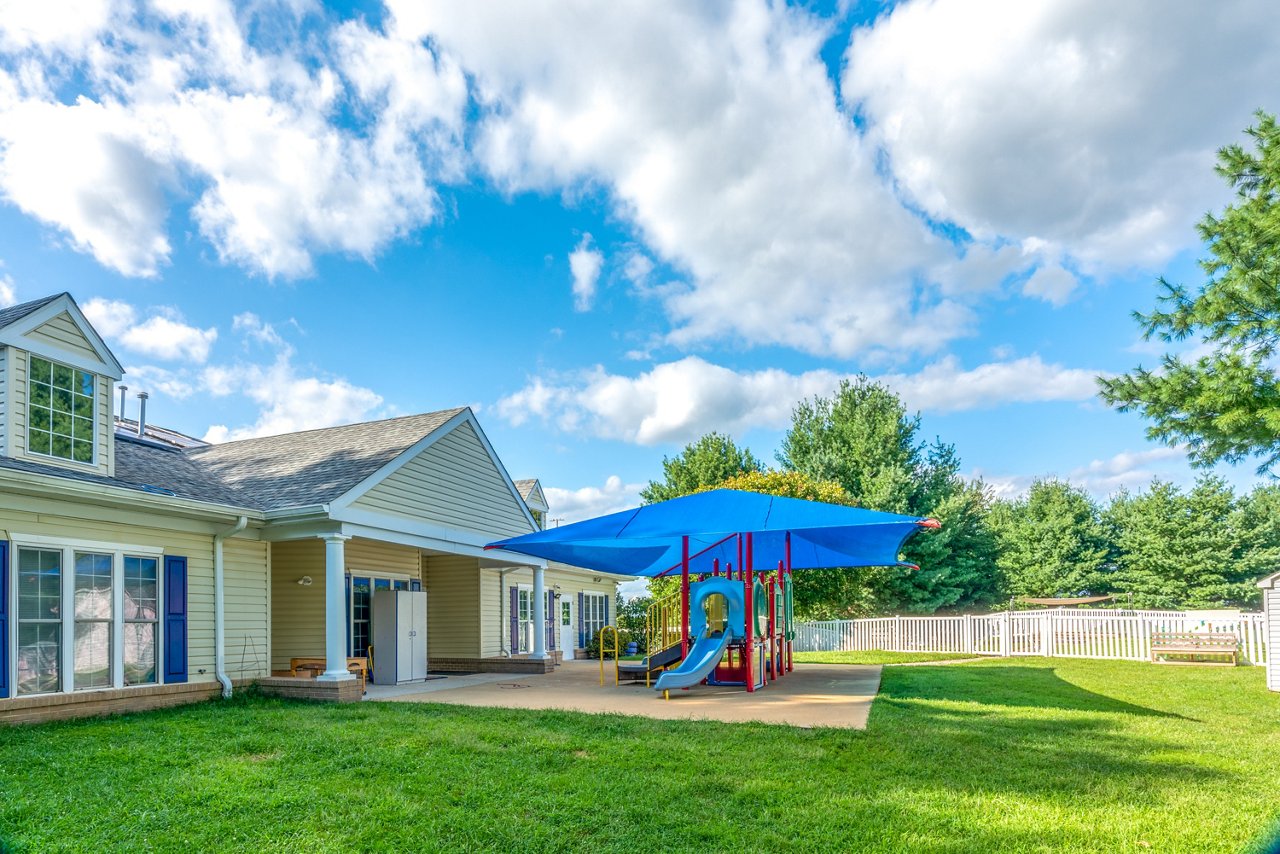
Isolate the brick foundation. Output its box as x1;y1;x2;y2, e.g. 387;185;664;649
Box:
256;676;364;704
431;654;558;674
0;681;223;726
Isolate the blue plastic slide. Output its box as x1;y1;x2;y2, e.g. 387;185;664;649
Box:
653;630;732;692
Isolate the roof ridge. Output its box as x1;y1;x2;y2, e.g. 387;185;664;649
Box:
187;406;468;452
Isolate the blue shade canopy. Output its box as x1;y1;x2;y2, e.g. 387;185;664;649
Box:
485;489;935;578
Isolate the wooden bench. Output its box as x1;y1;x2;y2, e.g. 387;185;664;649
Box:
289;657;369;692
1149;632;1238;666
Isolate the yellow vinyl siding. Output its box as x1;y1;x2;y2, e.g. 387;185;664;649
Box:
267;537;423;672
478;563;623;657
0;494;270;685
6;347;113;476
268;540;325;673
421;554;481;657
351;421;534;538
223;537;270;680
26;312;100;362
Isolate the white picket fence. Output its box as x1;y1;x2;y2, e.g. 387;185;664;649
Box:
795;609;1269;665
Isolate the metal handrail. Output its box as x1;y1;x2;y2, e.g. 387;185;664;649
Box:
644;589;682;686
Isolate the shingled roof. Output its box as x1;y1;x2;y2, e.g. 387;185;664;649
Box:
0;293;63;331
513;479;538;500
185;408;466;510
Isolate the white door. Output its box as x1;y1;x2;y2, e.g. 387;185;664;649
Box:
396;593;413;680
559;598;575;660
410;591;428;680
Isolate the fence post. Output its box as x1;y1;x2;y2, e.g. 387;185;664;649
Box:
1001;609;1012;657
963;614;973;654
1040;612;1051;658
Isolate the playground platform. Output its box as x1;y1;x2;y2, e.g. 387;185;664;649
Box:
367;661;881;729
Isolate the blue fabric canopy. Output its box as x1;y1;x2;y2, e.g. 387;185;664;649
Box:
486;489;935;578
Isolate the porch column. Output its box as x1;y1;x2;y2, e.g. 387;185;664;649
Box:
318;534;354;681
532;564;548;660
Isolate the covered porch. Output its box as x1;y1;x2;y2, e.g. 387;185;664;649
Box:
264;529;556;697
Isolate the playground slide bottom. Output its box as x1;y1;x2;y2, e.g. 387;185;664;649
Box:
617;641;684;679
652;631;733;692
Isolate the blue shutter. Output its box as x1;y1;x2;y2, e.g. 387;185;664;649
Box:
577;592;584;648
0;541;8;699
604;595;610;629
345;574;352;656
164;555;188;683
546;591;555;650
509;586;519;654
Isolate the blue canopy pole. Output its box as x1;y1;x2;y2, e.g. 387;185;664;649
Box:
680;535;690;658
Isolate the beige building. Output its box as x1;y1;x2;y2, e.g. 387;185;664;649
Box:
0;293;624;724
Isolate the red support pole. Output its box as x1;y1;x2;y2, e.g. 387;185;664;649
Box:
680;535;690;659
745;532;755;693
712;558;719;578
778;530;788;670
737;533;744;582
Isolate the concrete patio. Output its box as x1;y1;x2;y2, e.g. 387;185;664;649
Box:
367;661;882;729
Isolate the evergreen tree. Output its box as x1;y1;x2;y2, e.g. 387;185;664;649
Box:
1100;112;1280;473
988;479;1111;599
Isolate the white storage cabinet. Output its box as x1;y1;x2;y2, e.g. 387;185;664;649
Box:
372;589;428;685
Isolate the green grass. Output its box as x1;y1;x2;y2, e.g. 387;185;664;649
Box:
795;649;981;665
1;659;1278;853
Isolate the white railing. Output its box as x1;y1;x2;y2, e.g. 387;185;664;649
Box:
794;610;1268;665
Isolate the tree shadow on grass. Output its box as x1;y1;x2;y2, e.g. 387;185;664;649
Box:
878;663;1194;720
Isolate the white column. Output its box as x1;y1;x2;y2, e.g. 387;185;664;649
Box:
318;534;354;681
532;564;548;660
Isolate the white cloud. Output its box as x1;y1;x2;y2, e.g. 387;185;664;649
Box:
1022;264;1078;307
879;355;1103;413
0;0;119;54
843;0;1280;273
83;297;217;362
232;311;286;348
119;314;217;362
409;2;959;358
0;0;467;279
497;353;1105;445
973;446;1189;501
0;273;15;307
201;354;385;441
544;475;643;524
568;233;603;312
82;297;137;337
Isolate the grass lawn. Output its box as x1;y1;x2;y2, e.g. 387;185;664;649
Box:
795;649;981;665
1;658;1278;853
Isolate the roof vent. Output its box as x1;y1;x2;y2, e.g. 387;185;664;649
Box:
136;391;149;437
117;385;128;423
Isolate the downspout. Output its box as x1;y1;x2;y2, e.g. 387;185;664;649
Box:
214;515;249;698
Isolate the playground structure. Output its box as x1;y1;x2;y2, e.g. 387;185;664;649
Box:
487;489;936;700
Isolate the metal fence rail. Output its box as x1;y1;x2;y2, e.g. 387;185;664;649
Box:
794;610;1268;665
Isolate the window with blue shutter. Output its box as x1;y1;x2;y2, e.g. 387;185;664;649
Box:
163;556;188;683
546;590;555;650
577;592;584;648
0;541;8;699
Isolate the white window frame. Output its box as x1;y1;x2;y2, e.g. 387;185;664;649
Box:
582;592;608;646
25;352;97;467
8;534;163;696
517;584;536;653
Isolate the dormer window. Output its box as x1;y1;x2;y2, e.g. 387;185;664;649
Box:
28;355;95;464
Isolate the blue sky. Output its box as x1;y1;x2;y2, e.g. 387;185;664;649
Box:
0;0;1277;521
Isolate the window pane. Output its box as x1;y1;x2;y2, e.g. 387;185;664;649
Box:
51;433;72;460
30;356;52;383
16;623;61;695
123;623;156;686
18;549;60;620
52;362;73;390
73;393;93;417
52;407;72;437
30;381;50;408
28;427;50;455
124;557;159;620
74;621;112;689
29;405;50;431
52;386;73;415
72;440;93;463
73;415;93;440
77;371;94;397
75;553;113;619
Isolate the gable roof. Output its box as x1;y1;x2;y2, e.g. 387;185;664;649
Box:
0;291;123;378
0;293;62;330
514;479;538;500
185;408;466;511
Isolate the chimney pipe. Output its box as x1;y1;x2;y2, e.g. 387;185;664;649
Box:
136;392;149;437
117;385;128;423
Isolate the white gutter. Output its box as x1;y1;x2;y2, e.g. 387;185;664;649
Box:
213;515;249;698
